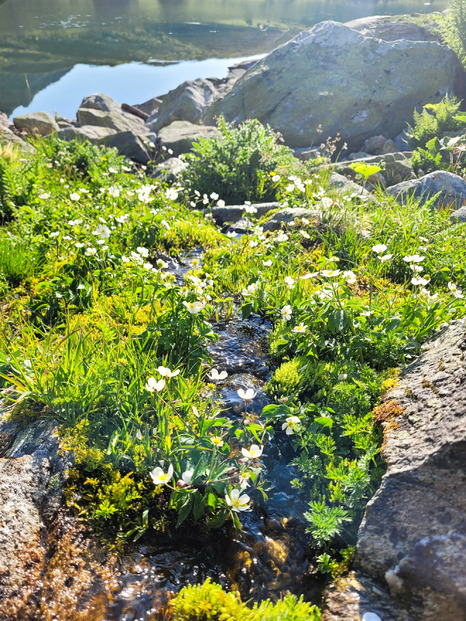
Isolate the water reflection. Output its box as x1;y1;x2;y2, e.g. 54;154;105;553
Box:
0;0;447;116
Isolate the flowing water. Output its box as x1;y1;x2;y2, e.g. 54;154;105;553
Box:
0;0;447;118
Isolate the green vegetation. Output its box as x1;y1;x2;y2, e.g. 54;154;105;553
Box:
171;579;321;620
182;116;297;205
406;94;466;149
0;117;465;607
439;0;466;68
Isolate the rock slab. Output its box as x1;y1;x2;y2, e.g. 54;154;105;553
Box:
324;320;466;620
205;20;463;151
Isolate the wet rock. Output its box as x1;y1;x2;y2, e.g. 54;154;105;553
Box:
325;320;466;620
386;170;466;208
13;111;59;136
150;156;188;183
211;202;281;226
157;120;217;157
204;19;463;151
262;207;320;232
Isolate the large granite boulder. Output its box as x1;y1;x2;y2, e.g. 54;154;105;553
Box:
204;19;464;151
323;319;466;620
0;113;34;152
386;170;466;208
13;111;59;137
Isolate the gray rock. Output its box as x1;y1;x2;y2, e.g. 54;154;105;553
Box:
100;130;157;165
57;125;117;144
77;94;145;134
204;19;463;151
386;171;466;208
328;172;370;198
450;206;466;223
13;111;59;136
324;320;466;620
262;207;320;232
211;202;281;226
150;156;188;183
362;135;398;155
157;121;217;157
0;411;71;606
151;79;222;131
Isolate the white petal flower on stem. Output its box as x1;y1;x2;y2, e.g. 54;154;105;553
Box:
85;247;97;256
183;300;206;314
177;469;193;487
263;259;273;267
343;270;357;284
165;188;178;201
237;388;256;401
157;366;180;378
320;269;341;278
150;464;174;486
281;415;301;435
145;377;166;393
411;277;430;286
69;192;81;201
284;276;296;289
239;471;251;489
92;224;111;239
292;323;307;334
378;254;393;263
372;244;387;254
448;282;464;298
241;444;263;459
209;368;228;381
403;254;424;263
281;305;292;321
225;488;251;512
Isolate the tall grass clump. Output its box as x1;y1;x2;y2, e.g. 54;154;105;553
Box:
439;0;466;68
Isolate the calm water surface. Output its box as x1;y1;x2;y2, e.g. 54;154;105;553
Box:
0;0;446;119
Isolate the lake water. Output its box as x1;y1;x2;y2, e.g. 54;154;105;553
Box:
0;0;446;120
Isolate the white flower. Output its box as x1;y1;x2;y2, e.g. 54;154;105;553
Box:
69;192;80;201
92;224;111;239
320;269;341;278
150;464;174;486
272;174;280;182
238;471;251;489
237;388;256;401
249;240;258;248
49;231;59;238
157;366;180;378
225;488;251;512
209;368;228;381
372;244;387;254
165;188;178;201
85;247;97;256
183;300;206;314
282;415;301;435
448;282;464;298
281;305;292;321
300;272;319;280
411;276;430;286
137;246;149;258
211;436;224;448
217;199;226;208
75;242;85;248
275;232;288;243
410;264;423;273
241;444;263;459
177;470;193;487
108;185;120;198
145;376;166;392
210;192;219;201
245;204;257;214
403;254;424;263
39;192;51;200
263;259;273;267
343;270;357;284
292;323;307;333
116;214;129;224
378;254;393;263
284;276;296;289
241;281;259;296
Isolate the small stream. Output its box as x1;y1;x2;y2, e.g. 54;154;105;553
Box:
100;250;325;619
